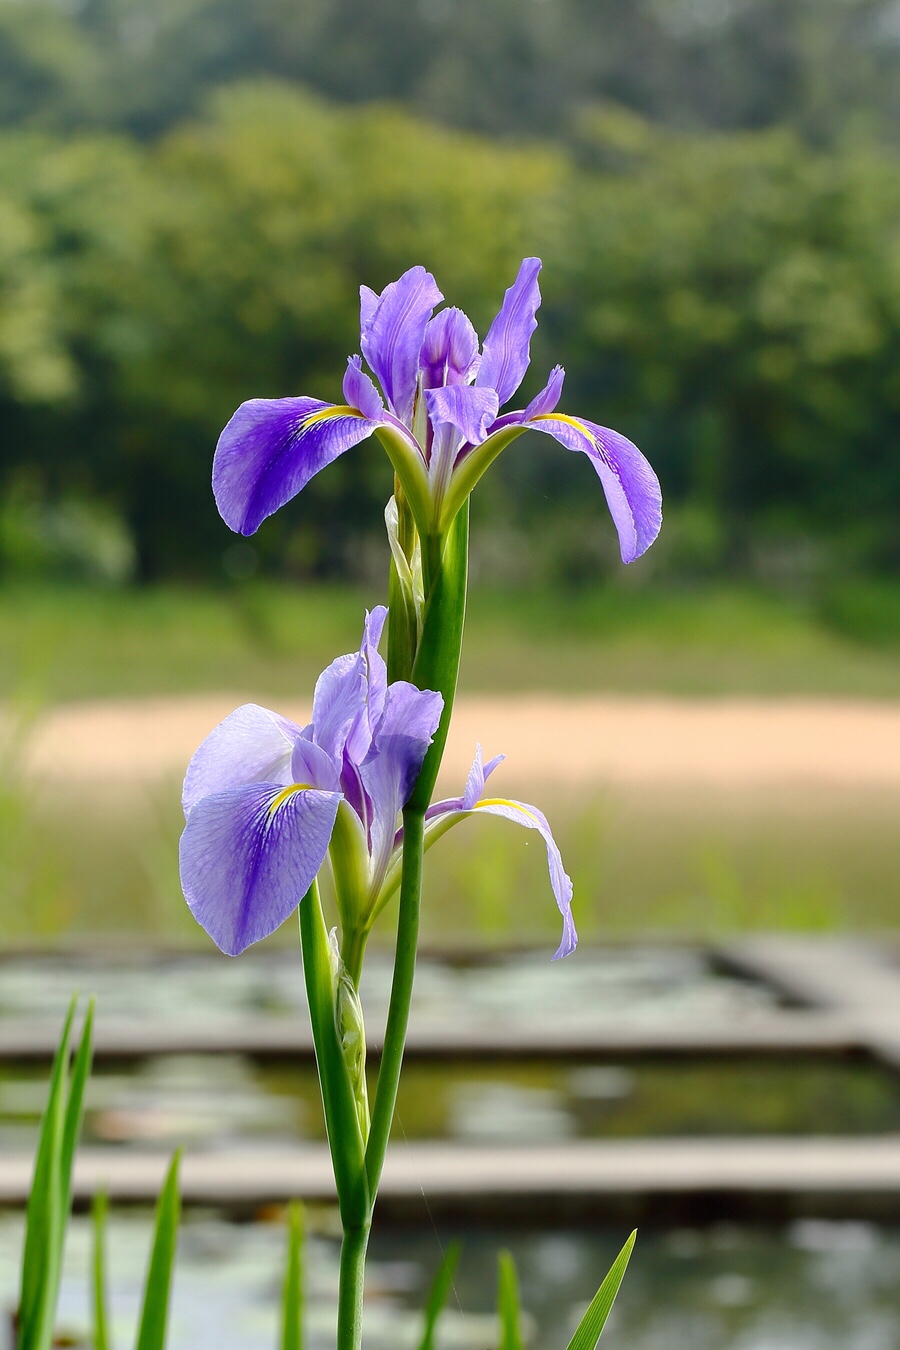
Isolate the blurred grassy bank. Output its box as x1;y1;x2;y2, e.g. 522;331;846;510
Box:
2;579;900;704
2;776;897;945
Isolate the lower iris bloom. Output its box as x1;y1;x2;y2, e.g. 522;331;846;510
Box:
213;258;661;564
179;608;576;959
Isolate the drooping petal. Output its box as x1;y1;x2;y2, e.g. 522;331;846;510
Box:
179;782;341;956
311;607;388;765
360;266;443;424
360;680;443;884
476;258;542;407
182;704;303;816
523;365;565;420
526;413;662;563
419;307;481;389
213;397;380;536
428;746;576;959
425;385;500;448
469;794;577;959
343;356;385;421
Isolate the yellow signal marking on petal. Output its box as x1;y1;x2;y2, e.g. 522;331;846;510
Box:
267;783;315;817
530;412;594;445
475;796;538;822
301;404;366;430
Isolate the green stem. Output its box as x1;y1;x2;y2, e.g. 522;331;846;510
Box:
337;1222;370;1350
341;923;369;990
364;806;424;1195
298;883;369;1228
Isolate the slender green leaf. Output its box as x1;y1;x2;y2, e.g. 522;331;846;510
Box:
135;1152;181;1350
61;1000;95;1224
565;1231;636;1350
92;1191;111;1350
496;1250;524;1350
416;1242;461;1350
279;1202;304;1350
18;996;76;1350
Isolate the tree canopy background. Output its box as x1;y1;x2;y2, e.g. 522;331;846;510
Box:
0;0;898;587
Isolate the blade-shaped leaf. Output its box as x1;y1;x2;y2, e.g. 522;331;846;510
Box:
280;1202;304;1350
565;1231;636;1350
62;1000;95;1221
497;1250;524;1350
18;996;76;1350
92;1191;111;1350
416;1242;461;1350
135;1152;181;1350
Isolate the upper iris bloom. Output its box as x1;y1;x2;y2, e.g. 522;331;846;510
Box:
213;259;662;564
180;607;576;960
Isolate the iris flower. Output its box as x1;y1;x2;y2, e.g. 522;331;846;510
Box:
213;258;661;564
179;607;576;959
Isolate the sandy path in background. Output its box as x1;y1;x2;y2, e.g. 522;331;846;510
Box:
16;694;900;790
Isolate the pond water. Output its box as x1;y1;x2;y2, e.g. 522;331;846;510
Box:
0;1212;897;1350
0;1052;896;1152
0;945;780;1032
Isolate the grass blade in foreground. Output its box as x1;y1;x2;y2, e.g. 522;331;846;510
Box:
280;1202;304;1350
92;1192;111;1350
416;1242;461;1350
565;1231;636;1350
18;997;94;1350
135;1152;181;1350
497;1251;524;1350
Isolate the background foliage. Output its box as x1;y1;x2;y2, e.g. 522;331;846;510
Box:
0;0;898;586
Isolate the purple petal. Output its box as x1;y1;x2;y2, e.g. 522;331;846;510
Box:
359;285;379;335
290;737;342;792
213;397;380;536
425;385;500;448
360;680;443;882
472;795;576;959
523;365;565;420
360;266;443;424
311;607;388;764
419;307;480;389
343;356;385;421
476;258;542;407
461;743;506;810
182;704;303;816
180;782;340;955
526;414;662;563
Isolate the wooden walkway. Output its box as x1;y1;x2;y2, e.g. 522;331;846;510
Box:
0;938;898;1218
2;1138;899;1221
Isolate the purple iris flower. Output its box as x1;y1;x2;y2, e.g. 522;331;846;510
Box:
179;607;443;956
213;259;662;564
180;607;577;960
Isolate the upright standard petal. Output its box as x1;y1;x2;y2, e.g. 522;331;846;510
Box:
360;267;443;425
476;258;542;407
179;782;341;955
343;356;385;421
526;413;662;563
182;704;303;816
360;680;443;883
425;385;500;448
311;607;388;764
213;397;381;536
419;308;481;389
523;365;565;420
